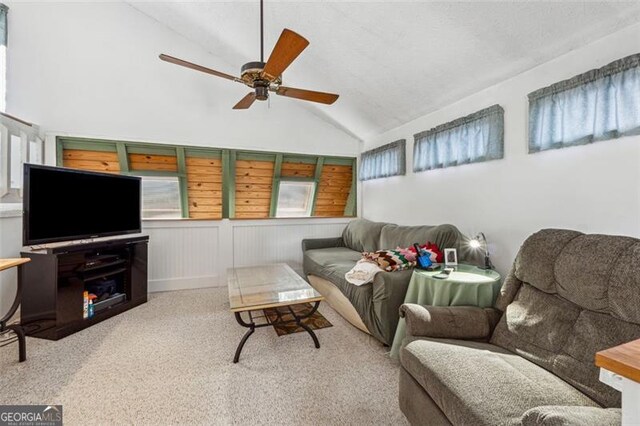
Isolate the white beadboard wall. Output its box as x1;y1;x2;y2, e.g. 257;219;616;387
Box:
143;218;350;293
143;221;222;292
232;220;350;274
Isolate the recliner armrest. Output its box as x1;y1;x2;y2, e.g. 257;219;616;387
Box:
301;237;345;252
399;303;501;340
521;406;621;426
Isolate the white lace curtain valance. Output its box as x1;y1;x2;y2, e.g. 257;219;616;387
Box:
528;53;640;153
413;105;504;173
359;139;406;181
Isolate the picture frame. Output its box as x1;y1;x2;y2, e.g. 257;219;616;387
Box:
444;248;458;266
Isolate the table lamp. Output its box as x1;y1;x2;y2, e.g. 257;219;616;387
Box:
469;232;494;270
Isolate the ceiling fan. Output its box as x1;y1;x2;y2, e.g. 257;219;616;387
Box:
159;0;339;110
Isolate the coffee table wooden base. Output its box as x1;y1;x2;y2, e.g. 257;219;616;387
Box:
233;301;321;363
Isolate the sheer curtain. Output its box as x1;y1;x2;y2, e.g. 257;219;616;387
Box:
359;139;406;181
529;54;640;153
413;105;504;172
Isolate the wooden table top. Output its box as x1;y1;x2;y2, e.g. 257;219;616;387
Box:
0;258;30;273
596;339;640;383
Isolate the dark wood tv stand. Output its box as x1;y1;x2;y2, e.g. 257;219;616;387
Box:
20;235;148;340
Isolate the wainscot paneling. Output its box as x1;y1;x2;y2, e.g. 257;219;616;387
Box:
142;221;221;292
142;218;351;292
232;219;350;275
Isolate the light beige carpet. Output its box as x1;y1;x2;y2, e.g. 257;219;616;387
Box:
0;287;407;425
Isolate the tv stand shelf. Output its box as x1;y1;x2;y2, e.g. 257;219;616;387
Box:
20;235;149;340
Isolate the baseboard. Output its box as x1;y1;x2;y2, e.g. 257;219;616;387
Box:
148;275;223;293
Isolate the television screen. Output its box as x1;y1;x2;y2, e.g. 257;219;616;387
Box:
24;165;141;245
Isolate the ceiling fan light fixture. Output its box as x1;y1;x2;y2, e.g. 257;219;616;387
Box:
158;0;339;109
254;83;269;101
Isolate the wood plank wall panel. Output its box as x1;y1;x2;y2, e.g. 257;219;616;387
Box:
186;157;222;219
61;144;355;220
315;164;353;217
235;160;274;218
63;149;121;173
280;162;315;178
128;153;178;172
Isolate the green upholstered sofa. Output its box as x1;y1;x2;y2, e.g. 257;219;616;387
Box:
302;219;475;346
399;229;640;425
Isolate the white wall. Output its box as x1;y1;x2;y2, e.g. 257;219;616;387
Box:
0;2;360;314
361;23;640;276
5;1;359;156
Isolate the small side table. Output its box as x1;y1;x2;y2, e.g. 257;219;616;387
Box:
0;258;31;362
596;339;640;426
390;264;501;358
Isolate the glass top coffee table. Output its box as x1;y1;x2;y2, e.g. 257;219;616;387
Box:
228;263;324;363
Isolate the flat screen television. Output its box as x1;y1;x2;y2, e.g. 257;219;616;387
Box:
23;164;141;246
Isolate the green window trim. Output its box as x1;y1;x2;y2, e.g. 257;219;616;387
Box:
310;157;324;216
221;149;236;219
344;158;357;216
176;147;189;218
268;154;283;217
56;136;357;220
116;143;129;173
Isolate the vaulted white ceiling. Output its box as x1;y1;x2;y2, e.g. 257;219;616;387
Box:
128;1;640;140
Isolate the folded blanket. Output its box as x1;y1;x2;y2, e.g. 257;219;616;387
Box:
345;259;383;286
346;242;442;286
363;249;415;272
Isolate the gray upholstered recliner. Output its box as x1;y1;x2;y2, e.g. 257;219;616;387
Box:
399;229;640;425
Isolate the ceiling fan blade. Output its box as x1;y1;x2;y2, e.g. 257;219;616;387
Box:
233;92;257;109
159;54;240;82
275;86;339;105
261;29;309;81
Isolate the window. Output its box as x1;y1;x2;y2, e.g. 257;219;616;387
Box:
359;139;405;181
141;176;182;219
275;180;316;218
413;105;504;172
9;134;21;189
28;139;43;164
0;113;44;216
528;53;640;153
0;4;7;112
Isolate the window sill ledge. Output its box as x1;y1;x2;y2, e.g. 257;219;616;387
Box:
0;207;21;219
